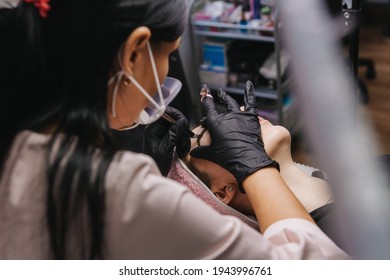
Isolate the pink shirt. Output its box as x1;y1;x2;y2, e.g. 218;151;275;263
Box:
0;131;349;259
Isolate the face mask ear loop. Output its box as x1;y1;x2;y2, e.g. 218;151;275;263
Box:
126;75;162;108
146;42;165;110
117;121;140;131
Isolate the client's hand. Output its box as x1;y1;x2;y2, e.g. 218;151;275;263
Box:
190;81;279;192
143;106;190;176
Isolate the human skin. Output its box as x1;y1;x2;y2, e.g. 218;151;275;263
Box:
184;117;333;216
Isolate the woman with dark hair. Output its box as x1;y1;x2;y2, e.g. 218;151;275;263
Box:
0;0;347;259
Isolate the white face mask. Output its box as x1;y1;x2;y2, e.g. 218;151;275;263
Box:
108;42;182;130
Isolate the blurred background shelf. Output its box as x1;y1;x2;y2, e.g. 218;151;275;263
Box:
188;0;298;133
192;20;275;42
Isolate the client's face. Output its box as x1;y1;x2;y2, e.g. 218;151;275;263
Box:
185;117;291;216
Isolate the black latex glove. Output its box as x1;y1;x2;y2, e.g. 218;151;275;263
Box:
143;106;191;176
190;81;279;193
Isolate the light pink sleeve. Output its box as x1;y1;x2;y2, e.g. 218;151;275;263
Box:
103;151;349;260
263;219;349;259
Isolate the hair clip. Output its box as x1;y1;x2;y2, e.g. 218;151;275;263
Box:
24;0;50;18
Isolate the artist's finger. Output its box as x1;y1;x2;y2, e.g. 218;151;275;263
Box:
200;94;220;121
244;80;258;115
217;89;240;112
200;84;213;102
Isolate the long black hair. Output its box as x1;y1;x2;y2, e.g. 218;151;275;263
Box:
0;0;187;259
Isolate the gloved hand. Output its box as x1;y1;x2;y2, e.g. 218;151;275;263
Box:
190;81;279;193
143;106;191;176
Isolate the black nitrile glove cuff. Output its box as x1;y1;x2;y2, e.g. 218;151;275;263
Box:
236;159;280;193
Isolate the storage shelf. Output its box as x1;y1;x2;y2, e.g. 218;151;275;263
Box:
192;20;275;42
259;97;295;122
193;30;275;42
258;97;299;132
205;83;295;121
205;76;293;100
207;84;278;99
189;2;299;132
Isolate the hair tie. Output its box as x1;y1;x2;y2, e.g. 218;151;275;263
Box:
24;0;50;18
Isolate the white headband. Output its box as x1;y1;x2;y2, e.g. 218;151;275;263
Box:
0;0;20;9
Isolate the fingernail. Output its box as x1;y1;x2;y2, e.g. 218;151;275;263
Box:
201;84;209;93
200;84;210;99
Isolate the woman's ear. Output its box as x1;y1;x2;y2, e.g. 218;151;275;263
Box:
120;26;152;75
212;185;237;205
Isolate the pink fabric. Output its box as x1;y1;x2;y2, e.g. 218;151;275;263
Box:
167;154;259;231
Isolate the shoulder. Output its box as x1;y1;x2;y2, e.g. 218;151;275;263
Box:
105;147;194;197
2;131;51;182
104;149;190;214
108;150;161;181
